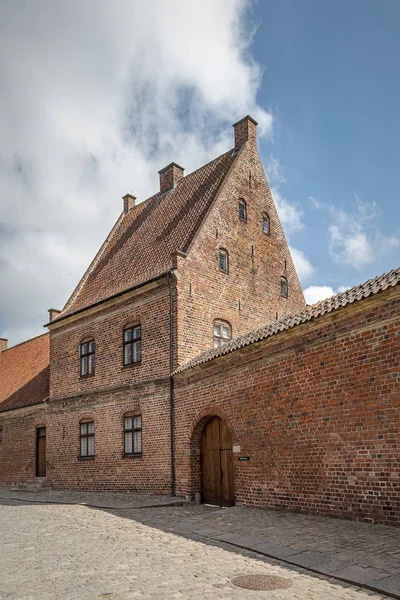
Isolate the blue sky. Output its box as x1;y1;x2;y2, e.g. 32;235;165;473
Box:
253;0;399;297
0;0;399;345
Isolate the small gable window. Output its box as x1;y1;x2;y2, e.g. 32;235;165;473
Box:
262;214;270;235
218;249;229;274
80;421;95;458
0;428;3;442
238;199;247;222
123;325;141;365
213;320;232;349
80;340;95;377
124;415;142;456
280;276;288;299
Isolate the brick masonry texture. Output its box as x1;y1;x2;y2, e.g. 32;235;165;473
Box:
0;116;399;528
174;287;400;526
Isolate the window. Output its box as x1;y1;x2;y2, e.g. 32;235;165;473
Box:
238;199;247;222
213;320;232;349
262;214;270;235
123;325;141;365
80;422;94;458
80;340;95;377
124;415;142;456
218;249;229;274
280;276;288;298
0;428;3;442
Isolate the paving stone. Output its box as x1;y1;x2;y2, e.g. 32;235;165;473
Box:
368;576;400;596
328;565;390;586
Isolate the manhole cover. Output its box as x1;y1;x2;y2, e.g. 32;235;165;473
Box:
232;574;293;591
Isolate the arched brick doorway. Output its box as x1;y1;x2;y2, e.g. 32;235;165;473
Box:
200;416;234;506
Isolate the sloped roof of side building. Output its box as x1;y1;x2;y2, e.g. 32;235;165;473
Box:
0;333;50;413
175;266;400;374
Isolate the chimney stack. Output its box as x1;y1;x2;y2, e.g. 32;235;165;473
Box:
233;115;258;151
0;338;8;353
123;193;136;214
158;163;184;195
48;308;61;322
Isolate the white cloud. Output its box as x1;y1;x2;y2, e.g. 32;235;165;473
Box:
0;0;272;346
304;284;350;305
289;246;315;282
327;200;399;269
266;156;304;235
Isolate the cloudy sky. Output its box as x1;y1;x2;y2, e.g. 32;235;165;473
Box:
0;0;399;346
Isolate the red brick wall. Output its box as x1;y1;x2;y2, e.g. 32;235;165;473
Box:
0;407;46;486
174;288;400;526
50;284;171;400
175;137;305;365
45;381;171;492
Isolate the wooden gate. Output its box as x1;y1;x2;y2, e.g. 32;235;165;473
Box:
200;416;234;506
36;427;46;477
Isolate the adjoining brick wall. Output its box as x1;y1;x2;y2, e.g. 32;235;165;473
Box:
175;137;305;365
174;288;400;526
46;380;171;493
0;406;46;486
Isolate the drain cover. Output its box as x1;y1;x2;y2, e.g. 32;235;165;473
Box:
232;574;293;591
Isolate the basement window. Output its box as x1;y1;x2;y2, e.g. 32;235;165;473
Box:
213;320;232;349
123;325;141;365
238;199;247;222
280;276;288;299
218;249;229;274
124;415;142;456
80;422;95;458
80;340;95;377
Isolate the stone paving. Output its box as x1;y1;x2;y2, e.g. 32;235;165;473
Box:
0;497;397;600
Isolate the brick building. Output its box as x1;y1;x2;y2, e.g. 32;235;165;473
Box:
0;116;399;525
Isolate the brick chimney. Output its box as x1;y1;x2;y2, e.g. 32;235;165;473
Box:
48;308;61;322
0;338;8;353
233;115;258;151
158;163;184;195
123;193;136;214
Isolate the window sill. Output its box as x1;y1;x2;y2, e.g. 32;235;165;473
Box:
80;374;95;379
79;456;95;461
123;453;143;459
218;269;229;275
122;362;142;369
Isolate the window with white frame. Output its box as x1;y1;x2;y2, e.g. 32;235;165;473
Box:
213;320;232;349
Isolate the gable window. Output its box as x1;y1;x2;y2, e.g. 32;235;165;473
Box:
213;320;232;348
280;276;288;299
0;428;3;442
123;325;141;365
80;340;95;377
218;249;229;274
262;214;270;235
238;199;247;222
124;415;142;456
80;422;94;458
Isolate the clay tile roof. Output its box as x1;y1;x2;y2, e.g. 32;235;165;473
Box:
175;265;400;374
0;333;49;413
58;149;238;319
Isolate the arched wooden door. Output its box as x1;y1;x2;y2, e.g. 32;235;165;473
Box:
201;416;234;506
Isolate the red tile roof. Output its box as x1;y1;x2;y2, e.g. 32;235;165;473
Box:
59;149;238;319
175;266;400;374
0;333;49;412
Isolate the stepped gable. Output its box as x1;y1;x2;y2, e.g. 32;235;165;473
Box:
0;333;50;412
175;266;400;373
58;149;237;319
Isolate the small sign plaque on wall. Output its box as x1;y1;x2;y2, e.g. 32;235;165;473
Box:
238;456;250;461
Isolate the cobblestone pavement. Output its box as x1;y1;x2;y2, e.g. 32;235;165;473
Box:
125;504;400;597
0;498;395;600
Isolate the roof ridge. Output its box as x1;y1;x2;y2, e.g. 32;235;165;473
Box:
175;264;400;374
1;331;49;354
